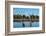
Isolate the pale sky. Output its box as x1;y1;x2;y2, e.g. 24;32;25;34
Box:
13;8;39;16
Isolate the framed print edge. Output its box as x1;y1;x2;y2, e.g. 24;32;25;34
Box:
5;1;45;36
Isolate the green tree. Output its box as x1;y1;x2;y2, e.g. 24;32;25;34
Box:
26;16;29;19
13;15;17;19
23;15;26;19
30;15;35;19
36;16;39;19
18;15;22;19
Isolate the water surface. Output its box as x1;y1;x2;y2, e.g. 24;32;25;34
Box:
13;21;39;28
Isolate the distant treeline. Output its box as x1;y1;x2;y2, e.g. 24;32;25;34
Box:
13;15;39;19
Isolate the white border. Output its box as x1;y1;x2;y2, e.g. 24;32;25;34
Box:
10;5;42;32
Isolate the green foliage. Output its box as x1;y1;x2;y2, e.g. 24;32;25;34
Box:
23;15;26;19
13;15;39;19
26;16;29;19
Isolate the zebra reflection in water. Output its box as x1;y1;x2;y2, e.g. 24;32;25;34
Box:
22;23;25;27
22;22;32;27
